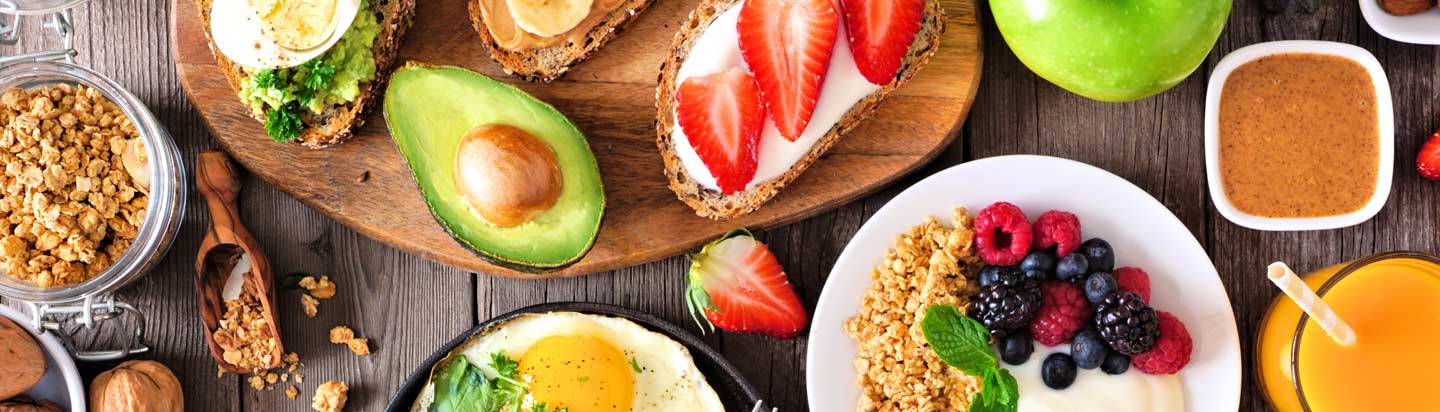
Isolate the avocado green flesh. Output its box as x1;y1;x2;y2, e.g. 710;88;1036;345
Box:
384;65;604;271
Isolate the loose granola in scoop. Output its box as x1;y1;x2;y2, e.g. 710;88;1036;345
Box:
845;208;984;411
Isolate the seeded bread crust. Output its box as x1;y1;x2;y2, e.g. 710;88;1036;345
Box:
197;0;416;148
656;0;946;219
468;0;657;82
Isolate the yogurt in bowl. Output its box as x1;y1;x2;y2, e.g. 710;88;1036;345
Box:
1011;344;1183;412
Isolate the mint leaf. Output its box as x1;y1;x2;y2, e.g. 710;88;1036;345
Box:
921;304;996;376
969;369;1018;412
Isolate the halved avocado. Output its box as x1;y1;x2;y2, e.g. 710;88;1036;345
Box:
383;63;604;272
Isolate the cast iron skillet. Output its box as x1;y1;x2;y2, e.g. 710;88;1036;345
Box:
385;302;767;412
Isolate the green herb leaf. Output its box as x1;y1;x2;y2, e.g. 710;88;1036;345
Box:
629;357;643;374
303;59;337;91
263;104;303;142
252;69;280;89
429;356;490;412
920;304;996;376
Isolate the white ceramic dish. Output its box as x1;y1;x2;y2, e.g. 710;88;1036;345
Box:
1359;0;1440;45
1204;40;1393;232
806;155;1241;412
0;304;85;410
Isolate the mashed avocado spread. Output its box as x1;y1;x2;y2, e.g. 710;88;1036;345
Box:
239;0;380;141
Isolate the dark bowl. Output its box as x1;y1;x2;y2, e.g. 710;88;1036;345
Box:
385;302;766;412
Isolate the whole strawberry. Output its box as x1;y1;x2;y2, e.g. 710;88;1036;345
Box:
686;229;809;339
1418;129;1440;181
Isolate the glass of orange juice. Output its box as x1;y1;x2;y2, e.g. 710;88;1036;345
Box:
1256;251;1440;411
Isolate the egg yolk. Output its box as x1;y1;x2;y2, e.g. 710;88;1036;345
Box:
518;335;635;412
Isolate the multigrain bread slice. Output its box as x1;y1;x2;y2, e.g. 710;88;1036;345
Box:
197;0;416;148
468;0;656;82
656;0;946;219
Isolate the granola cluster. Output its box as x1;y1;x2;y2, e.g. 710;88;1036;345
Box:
312;381;349;412
297;274;337;317
0;84;148;287
328;325;370;356
845;208;984;412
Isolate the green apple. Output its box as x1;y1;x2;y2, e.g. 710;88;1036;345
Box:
990;0;1231;102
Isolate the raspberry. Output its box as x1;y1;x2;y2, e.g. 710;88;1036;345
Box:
1032;210;1082;255
1030;281;1090;346
1132;311;1192;374
975;202;1033;266
1114;267;1152;303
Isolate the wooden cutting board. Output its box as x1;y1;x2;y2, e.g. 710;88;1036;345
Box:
170;0;982;278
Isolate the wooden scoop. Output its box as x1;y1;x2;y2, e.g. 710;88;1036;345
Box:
194;150;284;373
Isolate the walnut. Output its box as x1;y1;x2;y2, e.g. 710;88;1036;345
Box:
312;381;348;412
0;395;62;412
89;360;184;412
0;316;45;399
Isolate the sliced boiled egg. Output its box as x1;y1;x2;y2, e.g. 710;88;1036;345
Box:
210;0;362;69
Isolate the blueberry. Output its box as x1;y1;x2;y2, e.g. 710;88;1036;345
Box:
1041;353;1078;390
999;331;1034;365
1055;253;1090;282
1080;238;1115;273
1083;272;1118;304
1070;330;1108;370
979;266;1003;287
1101;351;1131;375
1019;250;1057;275
1024;270;1049;282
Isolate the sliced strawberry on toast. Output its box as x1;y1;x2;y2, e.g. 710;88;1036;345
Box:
737;0;838;141
841;0;925;85
676;68;766;194
686;229;809;339
1418;128;1440;181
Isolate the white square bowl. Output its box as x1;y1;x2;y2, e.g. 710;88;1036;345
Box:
1204;40;1394;231
1360;0;1440;45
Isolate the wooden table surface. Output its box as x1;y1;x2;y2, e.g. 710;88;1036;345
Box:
6;0;1438;411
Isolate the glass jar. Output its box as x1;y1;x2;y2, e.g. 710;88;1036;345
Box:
0;1;186;360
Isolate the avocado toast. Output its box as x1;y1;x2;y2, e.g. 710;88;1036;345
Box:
384;64;605;272
198;0;415;147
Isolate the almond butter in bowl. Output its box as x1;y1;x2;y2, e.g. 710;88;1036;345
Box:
844;208;983;411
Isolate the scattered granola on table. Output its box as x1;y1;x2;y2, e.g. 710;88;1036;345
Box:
286;385;300;400
0;84;150;287
845;208;984;412
329;325;371;356
296;274;336;317
312;381;348;412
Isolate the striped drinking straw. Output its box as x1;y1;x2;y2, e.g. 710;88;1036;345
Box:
1267;262;1356;347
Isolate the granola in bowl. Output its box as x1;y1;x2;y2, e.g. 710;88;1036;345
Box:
844;208;983;411
0;84;149;288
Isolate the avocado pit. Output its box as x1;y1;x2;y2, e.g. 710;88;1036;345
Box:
454;124;563;228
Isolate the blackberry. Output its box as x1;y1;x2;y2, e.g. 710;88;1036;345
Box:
970;268;1043;338
1094;292;1161;355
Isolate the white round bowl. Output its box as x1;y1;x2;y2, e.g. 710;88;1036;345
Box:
1204;40;1393;231
0;304;85;410
1359;0;1440;45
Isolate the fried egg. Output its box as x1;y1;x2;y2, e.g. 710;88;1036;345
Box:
415;312;726;412
210;0;362;69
